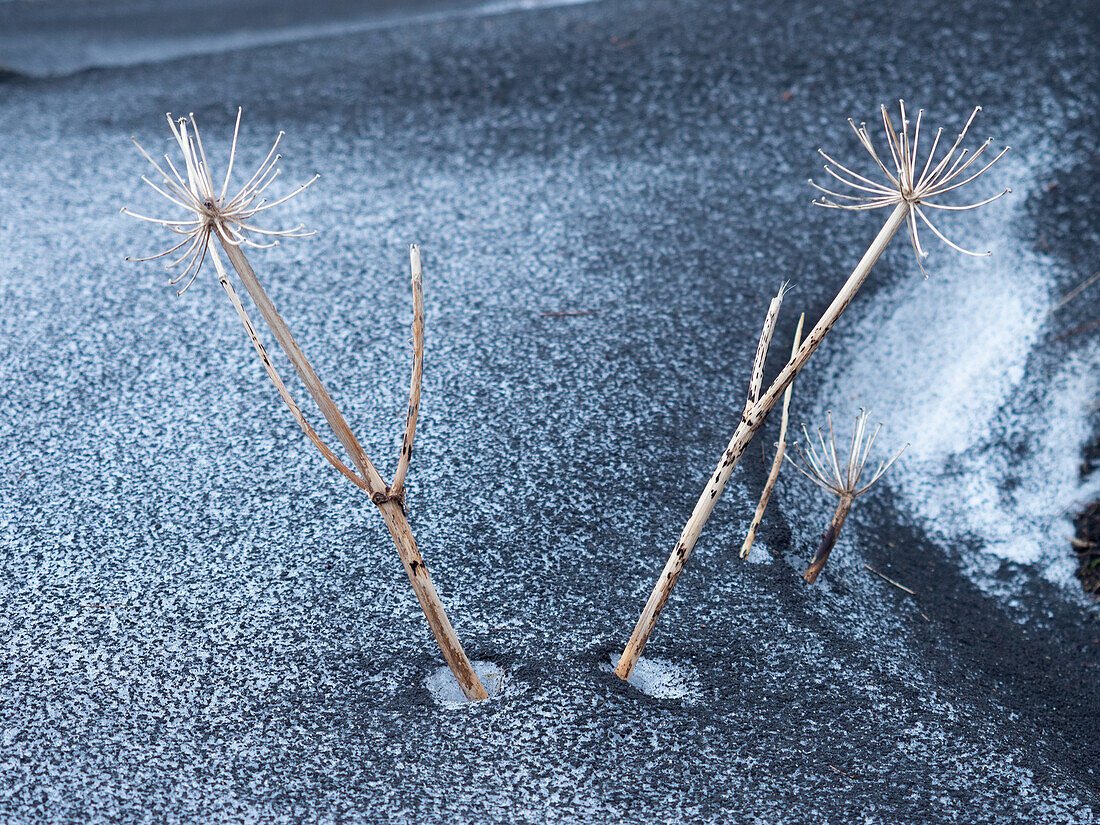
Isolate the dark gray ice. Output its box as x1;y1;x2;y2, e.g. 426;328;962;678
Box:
0;0;1098;822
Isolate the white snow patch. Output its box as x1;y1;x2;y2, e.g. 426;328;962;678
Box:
425;661;506;708
741;539;774;564
607;654;701;701
809;152;1100;594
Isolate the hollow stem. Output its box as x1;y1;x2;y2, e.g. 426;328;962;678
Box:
740;312;804;560
377;498;488;699
804;495;852;584
614;201;909;680
218;238;487;701
211;250;368;492
390;245;424;500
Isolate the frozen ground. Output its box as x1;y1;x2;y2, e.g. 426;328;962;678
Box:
0;0;1098;821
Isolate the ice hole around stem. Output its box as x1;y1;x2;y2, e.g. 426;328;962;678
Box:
606;654;701;702
425;661;506;707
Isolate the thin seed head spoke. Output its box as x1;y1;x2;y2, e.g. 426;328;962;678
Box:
856;443;907;496
910;108;923;180
820;163;898;196
859;127;902;187
229;133;284;203
120;208;197;228
809;180;898;205
248;174;320;213
920;106;982;190
131;138;203;210
915;126;945;190
125;235;193;263
188;113;217;201
815;197;899;211
906;209;926;264
221;107;243;201
915;206;991;257
920;189;1011;212
817;149;897;193
926;138;994;191
140;175;197;212
921;147;1011;199
879;105;906;180
166;231;208;270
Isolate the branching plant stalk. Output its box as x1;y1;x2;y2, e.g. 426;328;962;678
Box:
220;242;488;701
391;248;424;501
614;202;909;680
123;111;489;701
740;313;804;560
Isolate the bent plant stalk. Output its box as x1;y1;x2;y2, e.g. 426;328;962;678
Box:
124;110;487;700
614;203;908;679
615;101;1009;679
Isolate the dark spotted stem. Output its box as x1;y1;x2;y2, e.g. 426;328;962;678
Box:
804;496;852;584
218;239;488;701
614;201;909;680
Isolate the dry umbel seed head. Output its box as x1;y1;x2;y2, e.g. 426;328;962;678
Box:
789;410;907;584
789;410;907;501
811;100;1011;271
122;109;489;701
122;108;317;294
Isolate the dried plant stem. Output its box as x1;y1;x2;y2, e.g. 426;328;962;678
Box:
218;239;487;701
740;313;804;560
804;496;852;583
391;247;424;499
375;497;488;701
614;201;909;680
220;241;388;493
864;564;914;594
212;252;368;492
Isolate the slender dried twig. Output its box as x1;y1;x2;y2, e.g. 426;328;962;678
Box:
1049;270;1100;314
740;313;804;560
614;102;1009;680
391;249;424;501
788;410;906;583
123;110;488;701
864;564;915;595
211;249;367;492
748;285;788;404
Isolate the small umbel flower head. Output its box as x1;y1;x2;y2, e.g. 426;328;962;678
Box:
122;108;318;294
789;409;907;501
811;101;1010;271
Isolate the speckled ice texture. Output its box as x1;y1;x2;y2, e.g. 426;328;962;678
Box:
0;0;1098;822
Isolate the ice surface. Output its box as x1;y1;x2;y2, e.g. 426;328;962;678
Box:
0;0;1098;821
0;0;601;77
